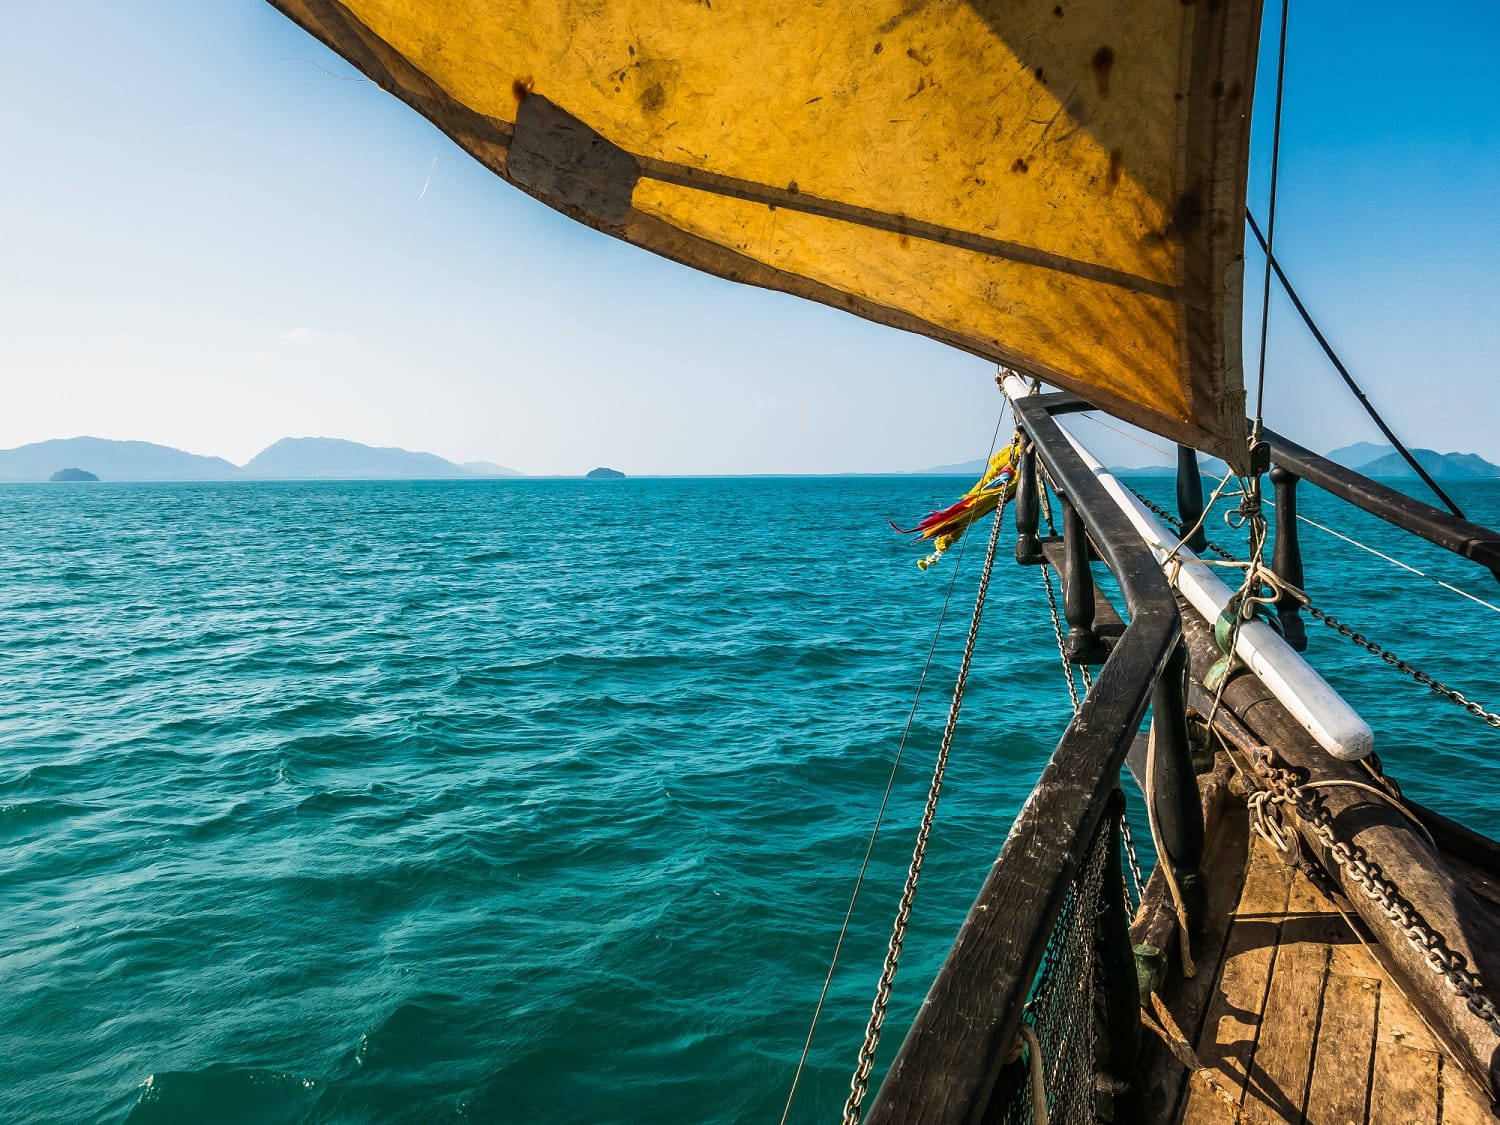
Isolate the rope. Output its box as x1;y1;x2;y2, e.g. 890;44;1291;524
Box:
1294;513;1500;615
1144;725;1196;978
1004;1024;1050;1125
1076;412;1176;463
779;410;1010;1124
1161;470;1242;571
1134;480;1499;727
1244;211;1466;520
1253;778;1437;852
1193;473;1274;840
1139;993;1244;1122
1214;727;1500;1037
842;452;1015;1124
1125;484;1240;565
1251;0;1291;440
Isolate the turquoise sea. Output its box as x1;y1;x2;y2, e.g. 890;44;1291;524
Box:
3;475;1498;1124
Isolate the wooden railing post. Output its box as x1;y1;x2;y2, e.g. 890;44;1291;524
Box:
1150;640;1207;928
1062;496;1105;663
1270;465;1308;651
1176;445;1207;553
1096;789;1144;1123
1014;440;1044;565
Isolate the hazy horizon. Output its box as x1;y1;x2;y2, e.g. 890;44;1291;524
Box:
5;431;1496;484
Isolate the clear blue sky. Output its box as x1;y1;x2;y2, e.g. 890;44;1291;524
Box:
1;3;1495;474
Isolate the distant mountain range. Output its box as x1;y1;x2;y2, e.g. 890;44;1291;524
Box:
1326;442;1500;480
8;434;1494;483
914;458;994;476
241;437;511;480
0;436;523;482
918;442;1500;479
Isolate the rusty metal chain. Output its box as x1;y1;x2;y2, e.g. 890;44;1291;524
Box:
843;483;1013;1123
1119;809;1147;911
1244;748;1500;1035
1305;605;1500;729
1124;485;1239;563
1127;485;1499;731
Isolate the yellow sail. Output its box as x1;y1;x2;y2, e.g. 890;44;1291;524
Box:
270;0;1262;469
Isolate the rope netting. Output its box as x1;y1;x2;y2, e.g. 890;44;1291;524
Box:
988;809;1118;1125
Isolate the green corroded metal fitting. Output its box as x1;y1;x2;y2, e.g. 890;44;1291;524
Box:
1134;943;1166;1005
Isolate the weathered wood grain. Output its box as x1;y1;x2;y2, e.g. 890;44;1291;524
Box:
1136;784;1247;1124
1440;1061;1500;1124
1241;873;1342;1125
1179;838;1295;1125
1181;603;1500;1101
1370;989;1441;1125
1305;971;1378;1125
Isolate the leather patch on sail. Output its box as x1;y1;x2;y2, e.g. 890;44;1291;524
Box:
508;95;640;228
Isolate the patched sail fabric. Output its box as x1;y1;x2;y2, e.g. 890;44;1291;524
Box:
271;0;1261;468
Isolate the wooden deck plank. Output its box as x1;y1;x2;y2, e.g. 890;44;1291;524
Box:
1140;804;1251;1124
1241;871;1342;1125
1179;838;1296;1125
1440;1060;1500;1124
1161;796;1500;1125
1175;807;1253;1047
1329;938;1441;1055
1370;980;1441;1125
1304;971;1378;1125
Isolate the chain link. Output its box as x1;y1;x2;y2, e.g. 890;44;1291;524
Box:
1136;478;1500;1027
843;482;1013;1123
1119;814;1147;910
1244;748;1500;1035
1125;485;1239;563
1040;563;1084;712
1041;465;1147;919
1126;485;1499;732
1305;605;1500;728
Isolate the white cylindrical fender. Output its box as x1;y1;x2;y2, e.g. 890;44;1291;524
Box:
1001;375;1373;760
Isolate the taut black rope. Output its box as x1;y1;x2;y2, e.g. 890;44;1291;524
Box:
1244;210;1467;519
1251;0;1291;443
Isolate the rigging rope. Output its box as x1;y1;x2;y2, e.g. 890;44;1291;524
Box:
1145;724;1197;978
843;452;1015;1124
1006;1024;1050;1125
1294;514;1500;616
1131;480;1500;728
1221;732;1500;1037
1244;211;1466;520
778;410;1010;1125
1251;0;1291;441
1076;411;1176;463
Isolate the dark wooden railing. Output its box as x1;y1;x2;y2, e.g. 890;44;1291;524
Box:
866;392;1189;1125
860;383;1500;1122
1260;428;1500;584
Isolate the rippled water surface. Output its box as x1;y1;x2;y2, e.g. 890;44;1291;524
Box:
3;475;1497;1123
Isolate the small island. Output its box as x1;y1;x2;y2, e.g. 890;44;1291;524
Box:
585;467;625;480
49;467;99;482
